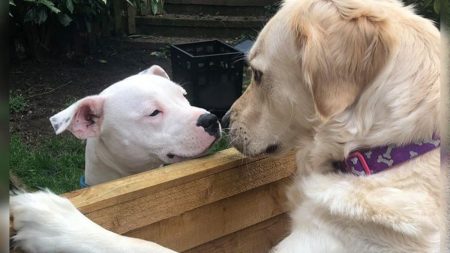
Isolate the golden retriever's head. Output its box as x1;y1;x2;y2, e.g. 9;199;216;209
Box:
226;0;396;156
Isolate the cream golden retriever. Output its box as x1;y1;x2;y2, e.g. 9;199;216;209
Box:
10;0;443;252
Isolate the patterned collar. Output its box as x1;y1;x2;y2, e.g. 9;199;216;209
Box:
335;135;440;176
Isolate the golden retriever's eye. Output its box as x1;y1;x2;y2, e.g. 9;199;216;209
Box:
252;68;263;84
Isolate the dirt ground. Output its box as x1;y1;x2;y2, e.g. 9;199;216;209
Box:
10;39;172;144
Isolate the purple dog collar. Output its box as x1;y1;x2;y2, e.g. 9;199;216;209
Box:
336;135;440;176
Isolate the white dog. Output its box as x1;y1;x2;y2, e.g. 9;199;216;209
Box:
10;0;444;252
50;65;220;186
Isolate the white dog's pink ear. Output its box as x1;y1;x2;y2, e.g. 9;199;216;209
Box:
139;65;170;79
49;96;105;139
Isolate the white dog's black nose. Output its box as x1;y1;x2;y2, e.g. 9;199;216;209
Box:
197;113;220;137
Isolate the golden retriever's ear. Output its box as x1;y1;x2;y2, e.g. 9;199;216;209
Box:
295;1;396;120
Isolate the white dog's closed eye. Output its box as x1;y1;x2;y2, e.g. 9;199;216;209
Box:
149;109;162;117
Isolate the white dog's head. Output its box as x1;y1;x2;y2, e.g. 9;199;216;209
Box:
50;65;220;165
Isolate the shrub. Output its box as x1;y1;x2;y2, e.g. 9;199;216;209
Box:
9;91;28;113
403;0;440;23
9;0;112;60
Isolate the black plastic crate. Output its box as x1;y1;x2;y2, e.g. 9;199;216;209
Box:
170;40;245;118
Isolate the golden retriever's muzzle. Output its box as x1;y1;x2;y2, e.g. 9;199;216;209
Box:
221;109;248;155
221;110;246;153
222;110;279;156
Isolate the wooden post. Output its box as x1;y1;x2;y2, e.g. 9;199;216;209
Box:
112;0;127;35
140;0;151;16
127;4;137;34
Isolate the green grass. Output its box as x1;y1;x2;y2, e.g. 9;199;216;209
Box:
9;90;28;113
208;134;231;154
10;134;85;194
10;133;230;194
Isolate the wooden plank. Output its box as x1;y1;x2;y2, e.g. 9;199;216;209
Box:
64;148;245;212
125;178;291;251
112;0;124;34
185;214;290;253
80;151;295;234
64;149;293;214
127;4;137;34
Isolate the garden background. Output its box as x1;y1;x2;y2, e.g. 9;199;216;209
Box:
8;0;442;193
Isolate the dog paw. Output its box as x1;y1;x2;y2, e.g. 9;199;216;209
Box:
10;191;92;253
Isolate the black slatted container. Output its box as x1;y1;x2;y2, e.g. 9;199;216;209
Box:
170;40;244;118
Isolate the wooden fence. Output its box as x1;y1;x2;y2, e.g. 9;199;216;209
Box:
11;148;296;252
64;148;296;252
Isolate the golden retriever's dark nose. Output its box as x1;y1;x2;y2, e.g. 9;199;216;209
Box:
221;111;230;129
197;113;219;137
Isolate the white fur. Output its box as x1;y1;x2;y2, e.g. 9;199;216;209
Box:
11;191;175;253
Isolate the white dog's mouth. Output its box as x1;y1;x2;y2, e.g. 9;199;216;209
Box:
166;151;206;161
165;137;219;162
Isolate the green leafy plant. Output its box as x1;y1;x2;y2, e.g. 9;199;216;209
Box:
9;91;28;113
19;0;107;27
426;0;441;14
204;134;230;154
10;0;112;59
9;0;16;17
22;0;67;26
403;0;440;23
150;0;164;15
